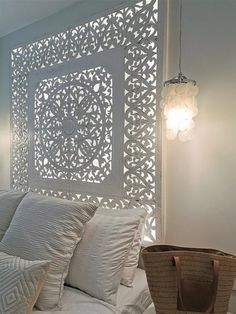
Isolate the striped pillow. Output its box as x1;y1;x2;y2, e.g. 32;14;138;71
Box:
0;192;97;310
66;209;142;305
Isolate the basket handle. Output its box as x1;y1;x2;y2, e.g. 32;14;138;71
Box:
174;256;219;313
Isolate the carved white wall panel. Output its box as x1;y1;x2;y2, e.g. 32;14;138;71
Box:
11;0;162;242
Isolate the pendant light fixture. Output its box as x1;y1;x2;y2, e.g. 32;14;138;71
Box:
160;0;199;141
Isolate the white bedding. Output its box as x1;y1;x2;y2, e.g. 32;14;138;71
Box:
33;268;151;314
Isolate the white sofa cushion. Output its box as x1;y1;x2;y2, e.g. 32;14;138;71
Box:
0;251;50;314
66;209;141;305
0;190;26;240
0;192;97;311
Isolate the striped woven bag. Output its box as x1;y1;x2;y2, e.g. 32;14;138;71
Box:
142;245;236;314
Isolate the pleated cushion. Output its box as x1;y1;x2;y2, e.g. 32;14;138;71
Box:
0;192;97;310
96;207;147;287
66;209;141;305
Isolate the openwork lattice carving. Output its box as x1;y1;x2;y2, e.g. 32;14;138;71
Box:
11;0;162;242
33;67;112;183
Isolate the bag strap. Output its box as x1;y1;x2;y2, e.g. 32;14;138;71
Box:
173;256;220;313
207;259;219;313
174;256;185;310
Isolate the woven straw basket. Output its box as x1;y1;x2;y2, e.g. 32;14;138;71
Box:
142;245;236;314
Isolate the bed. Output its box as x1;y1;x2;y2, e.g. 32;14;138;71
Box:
33;269;151;314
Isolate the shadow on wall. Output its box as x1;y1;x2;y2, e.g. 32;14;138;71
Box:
0;131;10;189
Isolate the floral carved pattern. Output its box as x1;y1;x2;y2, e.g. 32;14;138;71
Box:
34;67;112;183
11;0;162;242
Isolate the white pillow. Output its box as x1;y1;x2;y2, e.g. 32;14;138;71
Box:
66;209;141;305
0;190;26;240
0;192;97;310
97;207;147;287
0;251;50;314
119;209;146;287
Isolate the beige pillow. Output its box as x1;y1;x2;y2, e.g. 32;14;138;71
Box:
0;190;26;240
0;192;97;310
0;251;50;314
66;209;142;305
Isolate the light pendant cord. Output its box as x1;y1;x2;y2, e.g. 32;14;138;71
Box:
179;0;183;74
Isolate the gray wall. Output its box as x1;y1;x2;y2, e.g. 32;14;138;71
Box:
165;0;236;311
166;0;236;258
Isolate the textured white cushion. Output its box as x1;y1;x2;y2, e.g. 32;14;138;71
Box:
0;251;50;314
0;190;26;240
97;207;147;287
66;209;141;305
0;192;97;310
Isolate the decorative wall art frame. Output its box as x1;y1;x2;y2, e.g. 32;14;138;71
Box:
10;0;163;242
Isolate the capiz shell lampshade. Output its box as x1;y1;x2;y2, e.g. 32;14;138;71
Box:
160;81;199;142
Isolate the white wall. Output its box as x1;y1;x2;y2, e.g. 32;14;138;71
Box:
165;1;236;309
